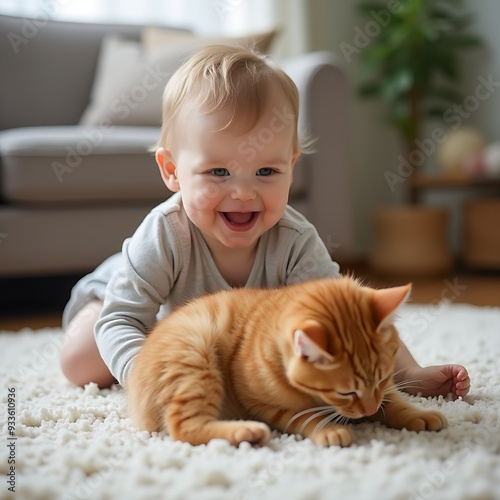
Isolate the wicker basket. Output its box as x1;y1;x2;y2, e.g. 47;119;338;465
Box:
371;206;454;276
463;199;500;269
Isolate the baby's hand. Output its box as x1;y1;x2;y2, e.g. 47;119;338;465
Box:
402;364;470;398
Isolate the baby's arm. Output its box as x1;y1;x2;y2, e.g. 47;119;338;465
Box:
95;287;151;386
95;212;179;386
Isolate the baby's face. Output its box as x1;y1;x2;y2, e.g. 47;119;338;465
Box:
169;91;298;252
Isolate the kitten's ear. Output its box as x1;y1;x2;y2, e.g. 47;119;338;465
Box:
294;328;334;366
372;284;412;331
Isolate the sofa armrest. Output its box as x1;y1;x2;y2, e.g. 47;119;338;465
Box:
281;51;353;257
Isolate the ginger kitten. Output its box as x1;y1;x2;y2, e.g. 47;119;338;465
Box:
127;276;447;447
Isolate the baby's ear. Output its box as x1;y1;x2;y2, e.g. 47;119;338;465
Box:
372;284;412;332
156;147;180;192
294;322;334;366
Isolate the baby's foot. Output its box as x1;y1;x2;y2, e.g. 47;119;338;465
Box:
397;364;470;398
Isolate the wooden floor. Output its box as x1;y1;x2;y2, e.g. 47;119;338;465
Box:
0;312;64;331
1;266;499;332
343;265;500;308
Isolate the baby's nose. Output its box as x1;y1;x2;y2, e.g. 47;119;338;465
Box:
231;183;256;201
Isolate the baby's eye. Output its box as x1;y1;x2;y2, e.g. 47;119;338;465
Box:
256;167;275;176
210;168;229;177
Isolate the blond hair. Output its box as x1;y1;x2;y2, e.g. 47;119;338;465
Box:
156;44;301;154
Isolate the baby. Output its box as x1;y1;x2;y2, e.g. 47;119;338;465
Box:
60;44;470;399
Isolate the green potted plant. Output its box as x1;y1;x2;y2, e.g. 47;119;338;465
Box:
357;0;483;201
356;0;484;275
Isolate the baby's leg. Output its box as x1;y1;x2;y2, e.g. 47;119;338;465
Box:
60;300;116;388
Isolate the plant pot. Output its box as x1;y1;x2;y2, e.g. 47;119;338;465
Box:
370;206;454;276
463;199;500;269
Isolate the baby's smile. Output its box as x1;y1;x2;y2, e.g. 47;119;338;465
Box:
220;211;259;231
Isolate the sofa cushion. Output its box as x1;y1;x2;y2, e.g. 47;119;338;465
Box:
79;29;277;127
0;204;159;276
0;126;169;203
0;15;164;130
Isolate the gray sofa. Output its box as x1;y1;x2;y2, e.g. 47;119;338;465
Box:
0;14;352;278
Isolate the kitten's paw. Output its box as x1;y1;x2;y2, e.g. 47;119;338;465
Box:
311;425;354;447
171;420;271;446
403;411;448;432
231;421;271;447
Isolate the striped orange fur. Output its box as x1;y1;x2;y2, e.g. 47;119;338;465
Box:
127;276;447;447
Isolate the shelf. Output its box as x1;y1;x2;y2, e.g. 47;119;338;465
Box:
412;172;500;189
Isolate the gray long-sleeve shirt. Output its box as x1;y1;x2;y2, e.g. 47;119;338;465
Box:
90;192;339;385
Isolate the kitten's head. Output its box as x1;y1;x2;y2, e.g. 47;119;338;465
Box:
283;277;410;419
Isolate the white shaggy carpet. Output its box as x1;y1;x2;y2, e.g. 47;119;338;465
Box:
1;303;500;500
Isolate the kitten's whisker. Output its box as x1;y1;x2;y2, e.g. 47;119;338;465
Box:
313;412;343;435
333;414;349;428
384;384;400;395
381;393;393;403
285;406;334;432
394;377;423;386
392;368;407;379
381;387;397;407
379;402;387;421
299;408;338;435
394;380;428;391
314;410;349;434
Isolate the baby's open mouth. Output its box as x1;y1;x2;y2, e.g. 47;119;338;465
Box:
220;212;260;232
222;212;256;225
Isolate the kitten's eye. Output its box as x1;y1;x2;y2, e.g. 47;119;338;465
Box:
337;391;358;398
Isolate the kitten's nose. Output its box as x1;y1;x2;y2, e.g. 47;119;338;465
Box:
360;399;378;416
